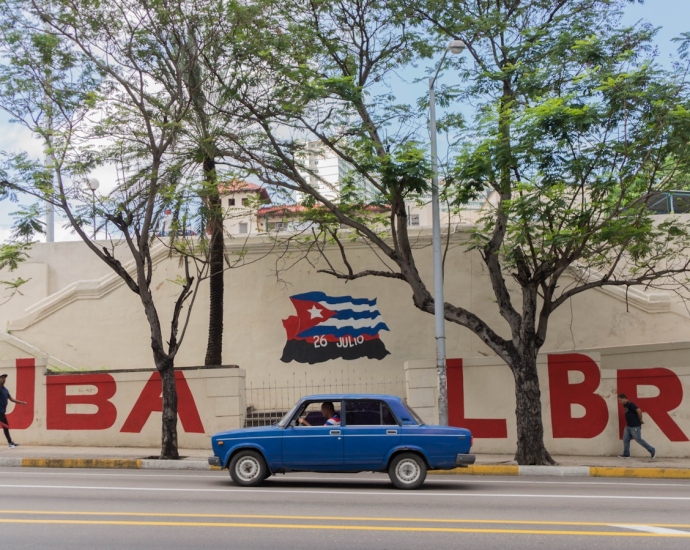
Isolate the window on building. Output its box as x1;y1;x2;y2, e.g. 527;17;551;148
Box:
268;221;286;231
228;198;235;206
344;400;398;426
409;214;420;226
242;197;249;206
239;223;248;234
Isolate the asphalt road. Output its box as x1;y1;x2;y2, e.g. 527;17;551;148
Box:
1;468;690;549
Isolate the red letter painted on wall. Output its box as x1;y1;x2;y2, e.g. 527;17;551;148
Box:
120;371;204;434
548;354;608;438
47;374;117;430
5;358;36;430
447;359;508;438
617;368;688;442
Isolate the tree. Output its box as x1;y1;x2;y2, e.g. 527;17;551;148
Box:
208;0;690;464
147;0;264;367
179;11;226;367
0;0;215;458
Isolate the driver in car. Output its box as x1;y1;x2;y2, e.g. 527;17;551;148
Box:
298;401;341;426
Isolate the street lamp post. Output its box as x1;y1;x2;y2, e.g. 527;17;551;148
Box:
430;40;466;426
87;177;100;240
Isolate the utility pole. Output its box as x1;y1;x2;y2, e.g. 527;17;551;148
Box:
429;40;466;426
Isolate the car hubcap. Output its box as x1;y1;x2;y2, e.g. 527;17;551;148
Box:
396;459;420;484
236;457;260;481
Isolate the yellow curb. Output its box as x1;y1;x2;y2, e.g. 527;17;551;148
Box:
590;467;690;479
210;465;221;471
21;458;142;469
429;465;519;476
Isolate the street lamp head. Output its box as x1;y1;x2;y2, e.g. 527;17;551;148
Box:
87;177;100;192
448;40;466;55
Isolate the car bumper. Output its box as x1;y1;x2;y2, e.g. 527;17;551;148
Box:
455;453;476;468
208;456;222;467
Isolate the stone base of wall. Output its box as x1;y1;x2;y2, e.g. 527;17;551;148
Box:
0;357;245;449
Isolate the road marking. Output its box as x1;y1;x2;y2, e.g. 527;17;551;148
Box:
612;525;690;535
2;510;690;529
2;483;690;501
0;518;689;536
3;469;690;489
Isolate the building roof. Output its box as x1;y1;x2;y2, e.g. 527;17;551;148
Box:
258;204;390;217
218;181;271;202
258;204;307;216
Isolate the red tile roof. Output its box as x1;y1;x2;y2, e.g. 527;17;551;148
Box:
258;204;307;216
218;181;271;201
258;204;390;217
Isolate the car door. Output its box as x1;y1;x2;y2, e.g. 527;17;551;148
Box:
282;400;344;470
342;399;401;470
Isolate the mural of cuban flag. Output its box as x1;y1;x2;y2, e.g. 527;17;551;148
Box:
280;291;391;364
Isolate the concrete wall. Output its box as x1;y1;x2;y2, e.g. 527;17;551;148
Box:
4;232;690;455
4;233;690;390
0;356;245;448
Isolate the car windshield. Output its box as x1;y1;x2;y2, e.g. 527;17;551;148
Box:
402;400;426;425
277;401;302;427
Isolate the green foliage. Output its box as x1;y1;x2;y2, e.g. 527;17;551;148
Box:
405;0;690;296
0;241;31;271
0;241;32;304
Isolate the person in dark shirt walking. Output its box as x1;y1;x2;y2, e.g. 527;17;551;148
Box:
617;393;656;459
0;373;27;449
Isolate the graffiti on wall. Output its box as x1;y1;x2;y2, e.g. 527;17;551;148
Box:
447;354;690;441
6;359;205;433
281;291;390;364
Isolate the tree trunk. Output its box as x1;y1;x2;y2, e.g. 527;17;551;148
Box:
159;360;179;460
511;353;554;465
203;156;224;366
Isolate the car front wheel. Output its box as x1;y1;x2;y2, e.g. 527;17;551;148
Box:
229;450;268;487
388;452;427;490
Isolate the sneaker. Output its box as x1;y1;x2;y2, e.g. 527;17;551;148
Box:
618;454;630;458
8;443;18;449
651;450;656;459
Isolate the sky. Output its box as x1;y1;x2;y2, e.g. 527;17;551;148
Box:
0;0;688;243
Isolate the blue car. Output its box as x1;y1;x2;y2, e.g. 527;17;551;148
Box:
208;394;475;489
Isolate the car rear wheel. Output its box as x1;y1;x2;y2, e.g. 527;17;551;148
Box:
388;452;427;490
229;450;267;487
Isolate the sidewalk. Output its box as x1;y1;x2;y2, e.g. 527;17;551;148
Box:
0;445;688;478
0;445;214;471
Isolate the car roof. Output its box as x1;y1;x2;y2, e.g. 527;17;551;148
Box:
300;394;403;401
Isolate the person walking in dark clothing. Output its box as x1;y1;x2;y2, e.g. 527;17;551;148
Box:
0;373;27;448
618;393;656;459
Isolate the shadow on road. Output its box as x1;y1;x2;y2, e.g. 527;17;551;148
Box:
208;476;483;492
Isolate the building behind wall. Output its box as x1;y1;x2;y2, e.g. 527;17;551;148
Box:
295;140;379;203
218;181;271;237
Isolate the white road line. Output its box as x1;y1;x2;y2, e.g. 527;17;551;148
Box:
2;470;690;489
613;524;690;535
2;483;690;500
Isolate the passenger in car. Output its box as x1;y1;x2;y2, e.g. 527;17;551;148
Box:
299;401;341;426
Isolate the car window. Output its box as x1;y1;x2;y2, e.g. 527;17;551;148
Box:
402;400;425;425
345;400;398;426
278;402;302;427
295;401;341;427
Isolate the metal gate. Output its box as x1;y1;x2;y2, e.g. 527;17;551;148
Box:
244;371;405;427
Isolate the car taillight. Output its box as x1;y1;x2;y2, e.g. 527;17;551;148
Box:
471;436;474;448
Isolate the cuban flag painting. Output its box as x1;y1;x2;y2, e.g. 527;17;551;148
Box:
280;292;391;364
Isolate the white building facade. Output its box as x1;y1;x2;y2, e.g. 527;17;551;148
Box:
296;140;378;203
